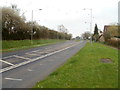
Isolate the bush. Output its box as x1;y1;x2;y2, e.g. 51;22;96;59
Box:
107;38;120;48
103;32;111;42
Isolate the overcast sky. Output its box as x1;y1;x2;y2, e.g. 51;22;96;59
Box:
0;0;119;37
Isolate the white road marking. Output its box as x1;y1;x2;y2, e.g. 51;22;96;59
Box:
13;55;31;60
0;42;80;73
49;60;54;61
0;59;14;66
45;50;53;52
32;49;41;52
40;64;43;65
25;53;38;56
35;52;44;54
27;69;33;71
2;55;14;59
5;77;22;81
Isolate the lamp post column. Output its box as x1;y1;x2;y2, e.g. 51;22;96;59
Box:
31;10;33;44
90;9;92;45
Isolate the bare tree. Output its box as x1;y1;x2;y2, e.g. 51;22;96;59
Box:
82;31;91;40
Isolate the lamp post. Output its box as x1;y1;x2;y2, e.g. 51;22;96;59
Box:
83;8;92;45
31;9;42;44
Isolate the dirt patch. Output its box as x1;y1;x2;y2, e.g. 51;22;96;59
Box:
100;58;112;63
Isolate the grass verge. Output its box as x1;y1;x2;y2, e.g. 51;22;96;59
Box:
33;42;118;88
2;39;65;53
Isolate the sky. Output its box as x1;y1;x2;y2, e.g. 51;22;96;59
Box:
0;0;119;37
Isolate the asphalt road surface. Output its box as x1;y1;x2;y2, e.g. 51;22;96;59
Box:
1;40;87;88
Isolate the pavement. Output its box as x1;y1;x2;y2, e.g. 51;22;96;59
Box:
1;40;87;88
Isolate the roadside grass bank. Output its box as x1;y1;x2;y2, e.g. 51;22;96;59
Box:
2;39;65;53
33;42;118;88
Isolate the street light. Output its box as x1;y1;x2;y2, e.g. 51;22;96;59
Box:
31;9;42;44
83;8;92;45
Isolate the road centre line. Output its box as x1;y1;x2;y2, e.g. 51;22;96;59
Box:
13;55;31;60
0;59;14;66
0;42;80;73
5;77;22;81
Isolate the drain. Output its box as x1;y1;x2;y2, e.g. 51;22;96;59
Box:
100;58;112;63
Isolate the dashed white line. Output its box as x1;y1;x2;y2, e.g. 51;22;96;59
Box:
13;55;31;60
0;59;14;66
5;77;22;81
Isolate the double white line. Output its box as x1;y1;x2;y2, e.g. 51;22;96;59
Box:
0;42;79;73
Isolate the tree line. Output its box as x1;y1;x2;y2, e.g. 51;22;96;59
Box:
1;6;72;40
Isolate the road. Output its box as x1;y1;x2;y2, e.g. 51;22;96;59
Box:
1;40;87;88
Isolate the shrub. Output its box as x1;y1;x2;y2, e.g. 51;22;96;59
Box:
103;32;111;42
107;38;120;48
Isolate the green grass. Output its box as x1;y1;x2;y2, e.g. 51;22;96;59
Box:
2;39;65;52
33;42;118;88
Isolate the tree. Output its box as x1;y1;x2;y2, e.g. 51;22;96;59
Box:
58;24;69;39
82;31;91;40
93;24;99;41
58;24;68;33
2;6;27;40
2;6;73;40
94;24;99;35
